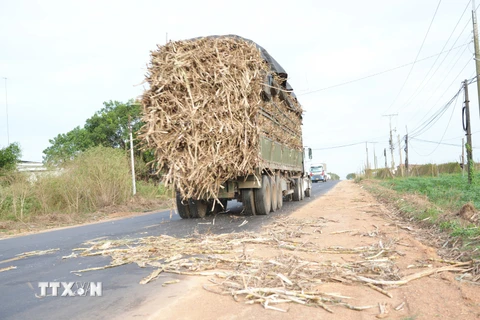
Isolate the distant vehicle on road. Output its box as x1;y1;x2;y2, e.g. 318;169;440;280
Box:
310;163;327;183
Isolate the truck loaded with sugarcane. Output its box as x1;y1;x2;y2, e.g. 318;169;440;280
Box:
140;35;312;218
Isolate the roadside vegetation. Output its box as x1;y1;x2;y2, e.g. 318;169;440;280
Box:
0;100;171;234
0;146;170;224
360;166;480;259
328;172;340;180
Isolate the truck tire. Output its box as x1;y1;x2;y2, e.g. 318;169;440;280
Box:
292;178;301;201
254;175;271;215
188;199;207;218
176;192;192;219
276;175;283;210
242;189;256;216
270;176;277;212
300;179;304;200
305;187;311;198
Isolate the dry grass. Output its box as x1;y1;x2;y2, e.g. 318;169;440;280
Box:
64;216;476;313
140;36;303;200
0;147;173;236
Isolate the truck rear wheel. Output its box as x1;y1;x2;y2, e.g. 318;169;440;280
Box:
176;192;192;219
270;176;277;212
188;199;207;218
254;175;271;215
305;187;311;197
292;178;301;201
242;189;256;216
300;179;305;200
276;175;283;210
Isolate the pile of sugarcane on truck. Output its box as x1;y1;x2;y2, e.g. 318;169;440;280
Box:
140;35;312;219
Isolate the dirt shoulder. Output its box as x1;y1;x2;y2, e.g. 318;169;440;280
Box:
127;180;480;320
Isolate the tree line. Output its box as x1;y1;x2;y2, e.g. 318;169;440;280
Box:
1;100;155;180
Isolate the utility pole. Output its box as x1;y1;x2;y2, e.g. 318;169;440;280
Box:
463;79;473;184
404;133;409;177
383;114;398;171
374;145;378;170
472;0;480;119
384;148;387;169
365;142;370;170
3;77;9;145
462;137;465;177
128;115;137;195
397;134;404;177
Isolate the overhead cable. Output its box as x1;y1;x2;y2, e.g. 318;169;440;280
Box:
395;1;472;114
297;43;470;96
384;0;443;113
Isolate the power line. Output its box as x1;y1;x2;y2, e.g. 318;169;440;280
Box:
407;74;477;156
411;137;479;148
394;1;473;114
409;87;461;139
298;42;470;96
385;0;443;113
412;89;461;156
405;37;472;125
409;59;474;138
441;130;480;141
409;83;462;138
311;140;385;151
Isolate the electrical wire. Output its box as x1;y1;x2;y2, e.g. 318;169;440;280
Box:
384;0;443;113
404;3;476;124
311;139;388;151
297;43;470;96
394;1;472;114
406;37;472;126
408;59;473;138
411;138;462;147
440;130;480;141
410;90;460;156
311;141;368;151
407;72;477;157
409;87;462;138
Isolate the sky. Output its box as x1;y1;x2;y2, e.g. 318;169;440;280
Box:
1;0;480;179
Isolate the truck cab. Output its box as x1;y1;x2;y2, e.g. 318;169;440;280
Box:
310;163;327;183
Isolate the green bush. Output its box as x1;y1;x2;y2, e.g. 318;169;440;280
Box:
0;143;22;171
46;146;132;213
0;146;134;219
0;172;37;220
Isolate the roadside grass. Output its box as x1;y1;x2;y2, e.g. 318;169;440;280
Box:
0;146;170;233
381;173;480;211
362;172;480;258
136;180;173;200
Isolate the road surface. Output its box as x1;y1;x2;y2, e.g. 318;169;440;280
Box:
0;181;338;320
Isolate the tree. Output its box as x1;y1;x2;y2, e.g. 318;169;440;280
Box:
328;172;340;180
43;100;142;165
84;100;142;149
0;142;22;170
346;173;356;180
43;126;94;164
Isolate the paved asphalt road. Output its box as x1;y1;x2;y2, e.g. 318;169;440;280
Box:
0;180;338;320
